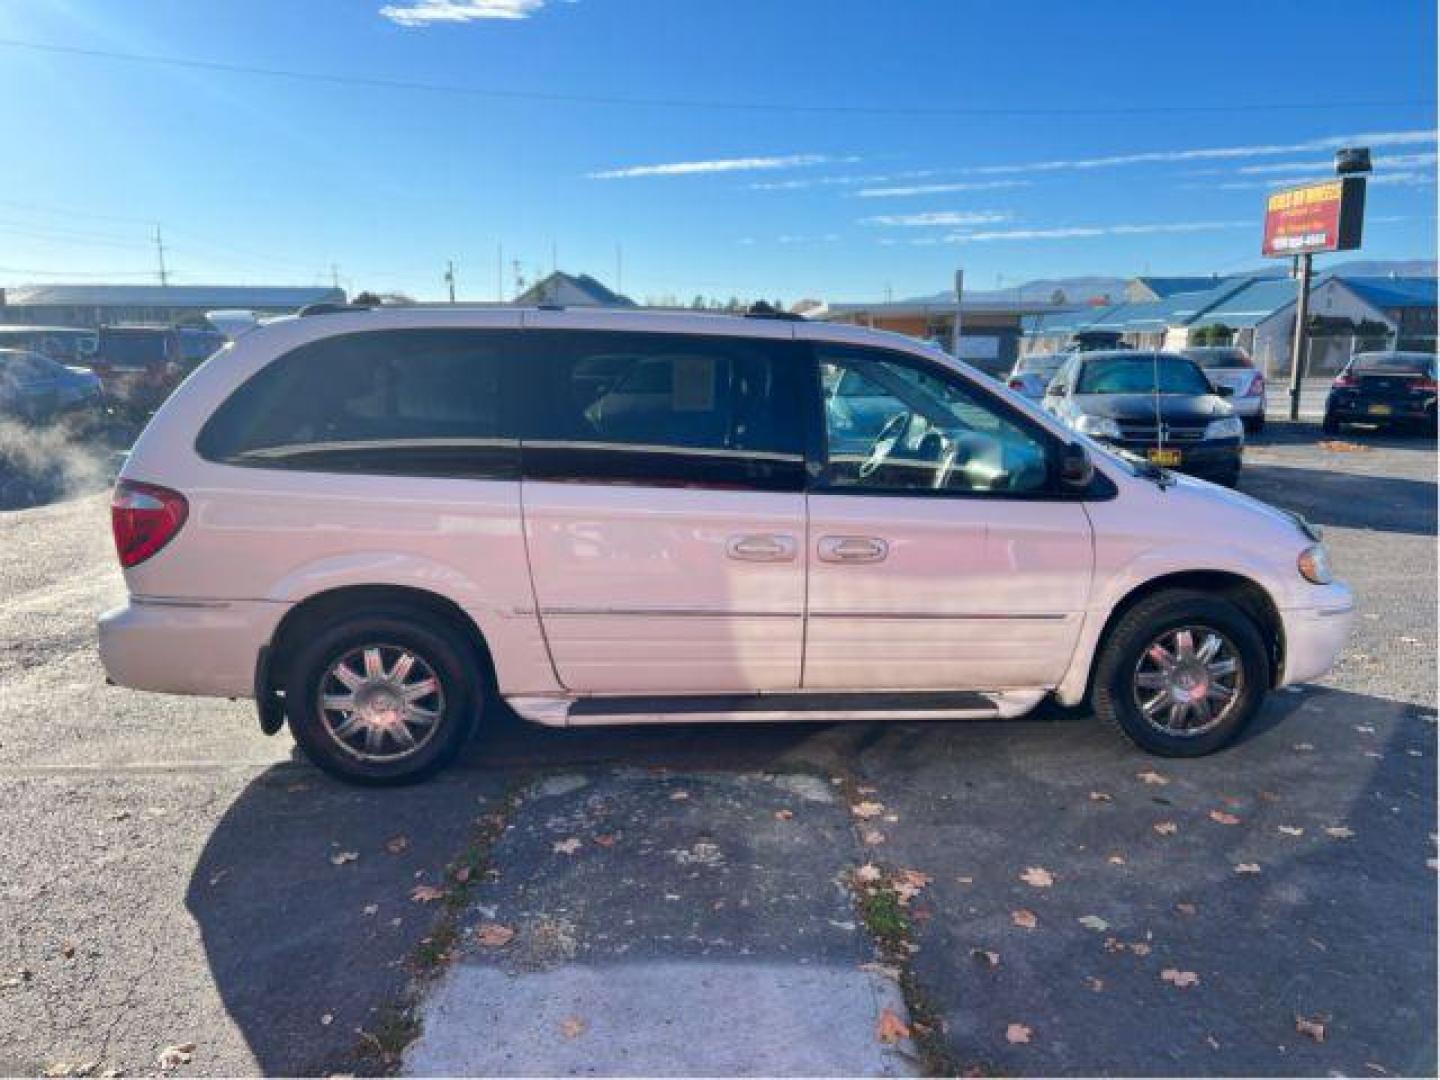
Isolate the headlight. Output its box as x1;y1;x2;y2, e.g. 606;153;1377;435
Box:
1205;416;1245;440
1297;544;1333;585
1074;414;1121;439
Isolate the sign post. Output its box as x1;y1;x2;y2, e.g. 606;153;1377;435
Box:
1260;174;1366;420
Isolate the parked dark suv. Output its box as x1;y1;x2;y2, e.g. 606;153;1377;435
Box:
1323;351;1437;435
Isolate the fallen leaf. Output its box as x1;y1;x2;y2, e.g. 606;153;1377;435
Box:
1293;742;1315;751
1019;867;1054;888
1318;439;1370;452
1209;810;1241;826
1005;1023;1032;1045
1234;862;1262;875
1278;825;1306;837
552;838;583;855
1086;976;1105;992
1161;968;1200;988
855;863;883;884
475;923;516;948
971;949;1000;968
876;1007;910;1044
1130;941;1152;957
329;850;358;866
362;904;379;917
1295;1015;1326;1042
451;866;472;884
156;1044;195;1071
669;790;690;801
1136;770;1169;786
860;828;886;845
409;884;445;903
773;809;794;821
1175;902;1197;916
851;801;885;819
384;835;409;855
892;868;932;904
859;961;902;981
1088;791;1112;802
61;943;75;959
1107;853;1126;865
559;1016;586;1039
1077;915;1109;932
320;1013;333;1026
1153;821;1178;836
592;834;618;847
1010;908;1038;930
1324;826;1356;840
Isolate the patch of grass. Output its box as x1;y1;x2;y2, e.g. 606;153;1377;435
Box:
856;882;909;948
356;1005;420;1074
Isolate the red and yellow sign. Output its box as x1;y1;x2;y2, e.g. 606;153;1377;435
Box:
1261;177;1365;257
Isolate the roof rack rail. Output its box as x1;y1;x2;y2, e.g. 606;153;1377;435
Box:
298;301;375;317
744;302;804;321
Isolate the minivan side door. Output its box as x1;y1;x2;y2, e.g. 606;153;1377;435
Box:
518;319;810;694
804;342;1094;691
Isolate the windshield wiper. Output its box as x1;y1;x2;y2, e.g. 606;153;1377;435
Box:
1114;447;1176;489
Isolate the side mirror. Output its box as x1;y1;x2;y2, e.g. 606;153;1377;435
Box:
1060;442;1094;490
1044;382;1064;397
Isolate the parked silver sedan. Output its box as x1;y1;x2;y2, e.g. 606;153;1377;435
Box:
1005;353;1067;401
1183;346;1267;433
0;348;103;422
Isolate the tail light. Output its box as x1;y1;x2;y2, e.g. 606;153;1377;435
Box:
1414;377;1437;392
1333;372;1358;389
111;480;188;568
1246;374;1265;397
1007;377;1026;390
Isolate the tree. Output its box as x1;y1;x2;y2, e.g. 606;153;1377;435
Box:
691;295;708;309
1050;288;1068;305
1190;323;1234;346
352;291;383;307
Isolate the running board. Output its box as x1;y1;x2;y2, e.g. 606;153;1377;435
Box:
505;690;1046;728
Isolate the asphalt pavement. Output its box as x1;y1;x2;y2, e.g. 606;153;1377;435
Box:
0;421;1433;1077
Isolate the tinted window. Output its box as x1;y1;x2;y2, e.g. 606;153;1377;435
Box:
99;329;171;369
521;330;806;490
197;329;517;478
818;346;1053;495
1077;355;1213;395
1352;352;1435;373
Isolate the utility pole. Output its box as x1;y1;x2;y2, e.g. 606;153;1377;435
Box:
330;264;341;290
1287;253;1313;421
153;225;169;286
496;243;503;301
445;259;457;303
952;268;965;359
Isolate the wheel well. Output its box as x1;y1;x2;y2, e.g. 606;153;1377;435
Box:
264;584;496;697
1090;571;1285;693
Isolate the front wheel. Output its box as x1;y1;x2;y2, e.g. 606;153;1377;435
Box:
285;613;480;785
1092;590;1270;757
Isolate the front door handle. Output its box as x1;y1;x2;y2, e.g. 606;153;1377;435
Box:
818;535;889;563
726;533;798;563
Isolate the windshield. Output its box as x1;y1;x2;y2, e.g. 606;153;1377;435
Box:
100;329;169;367
1077;354;1213;396
1185;348;1254;370
1352;352;1435;374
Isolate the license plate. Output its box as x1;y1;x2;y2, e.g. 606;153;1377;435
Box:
1147;448;1182;466
1368;403;1392;416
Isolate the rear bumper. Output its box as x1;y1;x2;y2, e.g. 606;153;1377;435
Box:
98;597;287;698
1278;583;1356;686
1326;391;1436;422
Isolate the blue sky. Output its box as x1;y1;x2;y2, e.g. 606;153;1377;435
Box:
0;0;1434;302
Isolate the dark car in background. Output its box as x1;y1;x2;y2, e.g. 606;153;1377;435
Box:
1323;351;1437;435
1044;350;1244;486
0;326;98;365
0;348;103;423
92;325;185;413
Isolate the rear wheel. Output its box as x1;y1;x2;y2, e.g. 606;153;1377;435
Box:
1245;413;1266;435
1321;411;1341;435
285;613;480;785
1093;590;1269;757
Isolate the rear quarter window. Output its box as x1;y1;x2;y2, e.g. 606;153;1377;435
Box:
196;329;518;479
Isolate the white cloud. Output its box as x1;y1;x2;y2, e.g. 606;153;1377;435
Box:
589;154;841;180
1215;169;1436;191
861;210;1011;227
853;180;1031;198
1239;151;1438;175
963;129;1436;177
380;0;550;25
945;220;1251;244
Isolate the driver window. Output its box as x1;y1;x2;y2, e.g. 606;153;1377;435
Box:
818;347;1053;495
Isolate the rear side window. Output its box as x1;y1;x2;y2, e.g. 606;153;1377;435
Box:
519;330;808;490
197;329;517;479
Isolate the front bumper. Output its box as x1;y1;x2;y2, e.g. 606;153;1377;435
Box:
99;597;286;699
1278;582;1356;686
1101;436;1243;482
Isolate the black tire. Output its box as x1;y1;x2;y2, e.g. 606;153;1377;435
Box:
1245;414;1266;435
1321;411;1340;435
1092;589;1269;758
285;611;481;785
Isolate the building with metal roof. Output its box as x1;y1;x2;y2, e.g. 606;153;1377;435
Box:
514;272;635;308
0;284;346;329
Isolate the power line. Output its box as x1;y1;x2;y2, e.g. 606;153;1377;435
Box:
0;36;1432;118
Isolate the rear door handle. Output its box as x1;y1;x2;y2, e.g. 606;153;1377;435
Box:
818;535;889;563
726;534;798;562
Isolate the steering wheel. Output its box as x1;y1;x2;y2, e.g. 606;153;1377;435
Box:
858;410;911;478
932;436;961;489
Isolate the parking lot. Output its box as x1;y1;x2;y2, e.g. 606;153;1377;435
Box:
0;422;1434;1077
